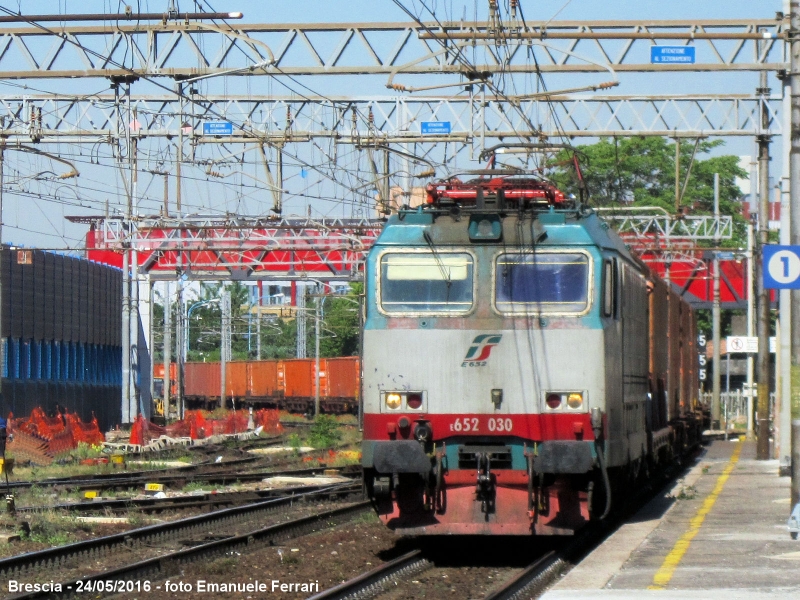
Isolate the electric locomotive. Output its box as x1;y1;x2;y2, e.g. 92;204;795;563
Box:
361;171;702;536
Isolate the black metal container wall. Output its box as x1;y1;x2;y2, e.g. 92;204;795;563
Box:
0;248;122;432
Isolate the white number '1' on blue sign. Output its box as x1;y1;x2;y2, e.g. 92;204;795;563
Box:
763;245;800;289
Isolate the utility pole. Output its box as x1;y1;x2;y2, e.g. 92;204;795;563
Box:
163;282;171;420
220;289;230;409
130;132;139;420
297;286;306;358
148;278;155;417
121;249;131;423
675;138;681;211
747;218;756;435
789;0;800;520
757;70;772;460
315;296;322;417
176;80;183;213
712;173;721;430
175;280;183;419
256;282;262;360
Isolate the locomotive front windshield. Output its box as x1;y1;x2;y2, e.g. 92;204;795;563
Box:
379;252;473;313
495;252;590;313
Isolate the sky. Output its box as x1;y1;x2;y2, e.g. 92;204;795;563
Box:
0;0;788;249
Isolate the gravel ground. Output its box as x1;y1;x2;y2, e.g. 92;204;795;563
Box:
0;501;346;594
103;517;561;600
111;513;401;600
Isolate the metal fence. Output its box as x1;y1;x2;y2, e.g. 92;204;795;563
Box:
699;390;775;430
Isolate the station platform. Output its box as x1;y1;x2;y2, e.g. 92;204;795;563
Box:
542;439;800;600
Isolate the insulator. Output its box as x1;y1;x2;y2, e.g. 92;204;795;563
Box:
368;108;374;125
37;107;42;127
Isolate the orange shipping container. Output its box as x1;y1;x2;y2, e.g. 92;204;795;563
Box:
185;362;221;399
322;357;360;399
226;362;248;398
279;359;314;398
247;360;280;398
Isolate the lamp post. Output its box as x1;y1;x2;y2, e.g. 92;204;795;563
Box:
184;298;220;357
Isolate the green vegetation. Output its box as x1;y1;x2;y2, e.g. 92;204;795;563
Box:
287;432;303;454
308;415;343;449
25;511;80;546
550;137;745;225
71;442;103;461
154;282;362;362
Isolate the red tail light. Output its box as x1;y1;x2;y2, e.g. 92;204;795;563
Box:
546;394;562;409
407;393;423;409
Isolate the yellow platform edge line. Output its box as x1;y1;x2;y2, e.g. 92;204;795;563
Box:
647;441;743;590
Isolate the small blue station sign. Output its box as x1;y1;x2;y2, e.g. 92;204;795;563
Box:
763;245;800;289
202;121;234;136
650;46;696;64
420;121;451;135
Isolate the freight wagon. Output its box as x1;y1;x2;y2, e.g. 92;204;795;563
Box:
154;356;360;414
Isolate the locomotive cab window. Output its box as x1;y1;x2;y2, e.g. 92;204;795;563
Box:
379;252;474;314
494;252;591;314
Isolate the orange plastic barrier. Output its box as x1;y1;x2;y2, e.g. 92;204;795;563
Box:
129;409;283;446
7;407;106;464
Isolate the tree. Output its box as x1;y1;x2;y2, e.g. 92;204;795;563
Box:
549;137;746;223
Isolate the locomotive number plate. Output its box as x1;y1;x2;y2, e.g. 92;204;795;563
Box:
448;417;513;433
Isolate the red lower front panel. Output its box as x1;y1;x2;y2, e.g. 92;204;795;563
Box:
380;471;589;535
364;412;595;442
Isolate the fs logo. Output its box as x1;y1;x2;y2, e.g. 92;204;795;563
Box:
462;334;502;367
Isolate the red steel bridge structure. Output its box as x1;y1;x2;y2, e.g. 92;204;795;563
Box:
71;213;755;309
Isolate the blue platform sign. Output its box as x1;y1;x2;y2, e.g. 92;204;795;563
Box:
421;121;451;135
203;121;233;136
764;245;800;289
650;46;695;64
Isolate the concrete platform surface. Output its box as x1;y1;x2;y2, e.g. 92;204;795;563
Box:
543;440;800;599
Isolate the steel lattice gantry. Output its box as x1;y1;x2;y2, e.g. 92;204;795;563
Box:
0;93;782;142
0;18;787;79
72;215;384;281
73;212;751;307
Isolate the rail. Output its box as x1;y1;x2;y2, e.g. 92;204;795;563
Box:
0;482;360;581
9;499;371;600
307;550;432;600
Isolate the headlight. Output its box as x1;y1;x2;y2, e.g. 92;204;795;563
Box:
567;393;583;410
385;393;403;410
544;391;586;411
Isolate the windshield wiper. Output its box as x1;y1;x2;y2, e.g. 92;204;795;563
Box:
423;229;453;299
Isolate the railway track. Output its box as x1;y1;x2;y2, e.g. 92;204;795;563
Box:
5;455;258;489
7;463;359;494
7;496;371;600
309;449;704;600
16;480;354;514
2;482;363;595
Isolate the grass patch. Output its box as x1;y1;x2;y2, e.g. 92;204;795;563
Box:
675;485;698;500
25;511;79;546
182;481;208;493
308;415;342;449
205;556;239;575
